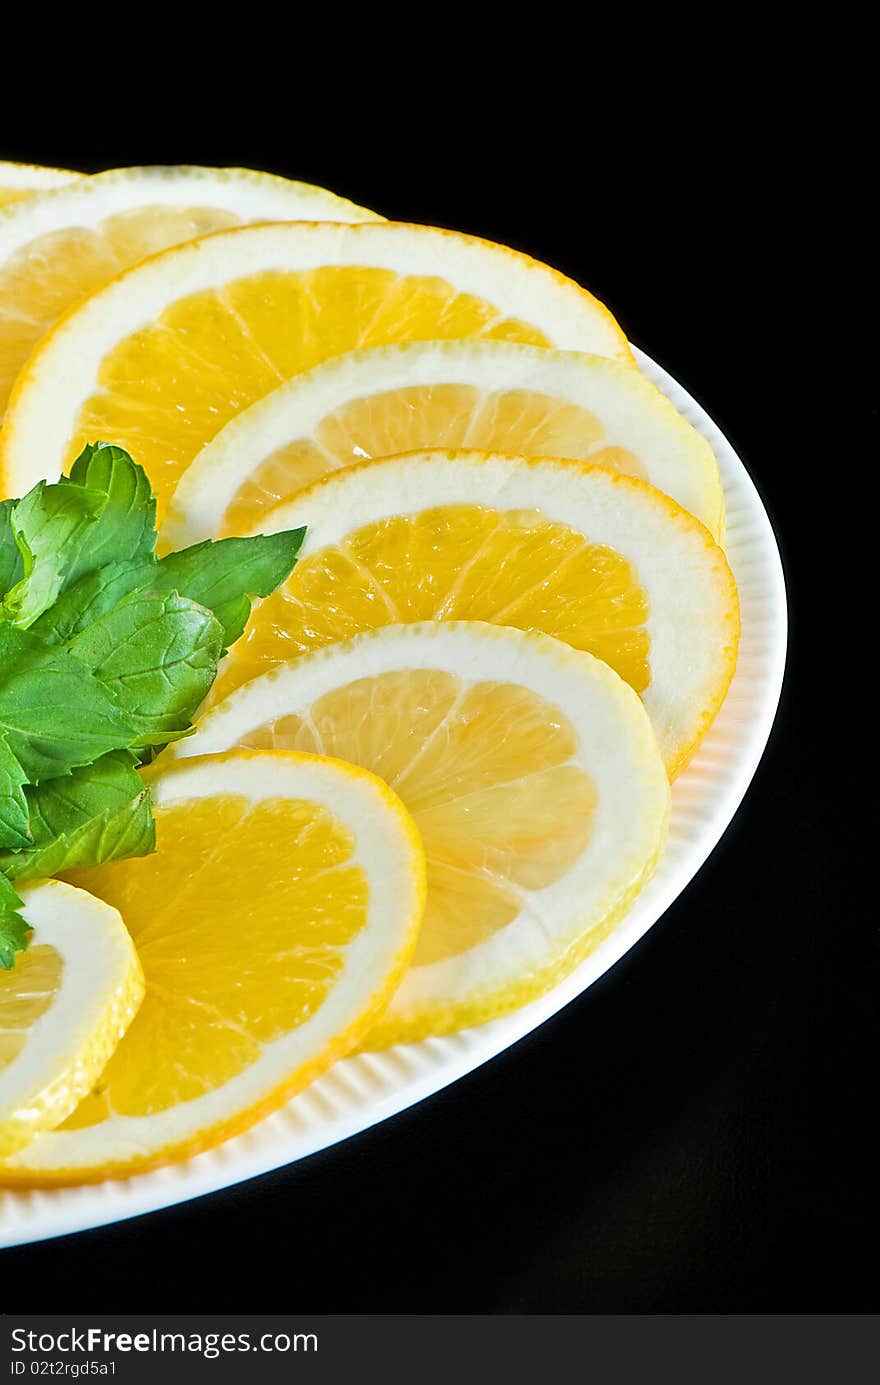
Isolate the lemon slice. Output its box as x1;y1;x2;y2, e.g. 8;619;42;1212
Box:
0;165;380;425
165;341;724;546
216;450;739;776
0;878;143;1158
0;221;633;518
0;751;424;1184
0;162;80;209
174;622;670;1046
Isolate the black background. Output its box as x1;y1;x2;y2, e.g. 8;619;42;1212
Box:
0;88;874;1313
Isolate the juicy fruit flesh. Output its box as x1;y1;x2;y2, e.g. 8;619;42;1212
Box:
0;946;63;1069
216;504;651;702
0;189;38;209
238;671;597;967
60;794;367;1127
0;204;242;417
65;269;550;518
223;384;646;536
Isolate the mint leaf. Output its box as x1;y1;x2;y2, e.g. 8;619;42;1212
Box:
0;446;304;966
1;751;154;883
1;445;155;630
2;482;108;628
66;442;157;571
155;530;306;648
30;560;151;647
0;499;24;597
18;750;144;847
32;530;306;653
0;872;28;969
67;589;224;744
0;624;136;781
0;734;30;851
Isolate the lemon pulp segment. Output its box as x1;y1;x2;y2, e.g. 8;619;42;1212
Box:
61;792;368;1125
0;947;64;1070
217;503;650;701
240;671;596;966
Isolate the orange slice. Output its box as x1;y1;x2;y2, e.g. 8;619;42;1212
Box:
0;878;143;1158
0;751;424;1184
166;341;723;546
216;450;739;776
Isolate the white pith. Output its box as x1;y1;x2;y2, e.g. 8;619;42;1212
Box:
0;163;81;195
0;879;142;1153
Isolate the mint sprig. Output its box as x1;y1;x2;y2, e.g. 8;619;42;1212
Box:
0;442;305;966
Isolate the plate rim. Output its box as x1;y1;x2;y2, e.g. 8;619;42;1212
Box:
0;345;787;1248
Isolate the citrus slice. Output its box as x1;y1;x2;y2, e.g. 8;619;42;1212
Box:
173;622;670;1046
0;162;80;209
215;451;739;776
0;878;143;1159
0;221;633;519
0;751;424;1184
165;341;724;547
0;165;380;424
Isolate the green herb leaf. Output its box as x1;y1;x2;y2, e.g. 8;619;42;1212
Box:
155;529;307;648
2;481;108;628
0;444;304;966
1;751;155;883
67;590;224;744
0;498;24;597
1;445;155;630
66;442;157;571
0;734;31;851
0;624;136;781
30;560;151;647
0;872;28;970
32;530;306;653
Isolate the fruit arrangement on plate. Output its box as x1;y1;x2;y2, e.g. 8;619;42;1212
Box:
0;162;740;1185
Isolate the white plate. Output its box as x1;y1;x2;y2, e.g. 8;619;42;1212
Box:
0;347;787;1248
